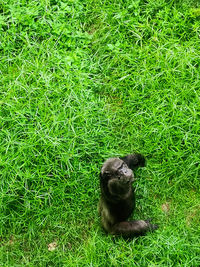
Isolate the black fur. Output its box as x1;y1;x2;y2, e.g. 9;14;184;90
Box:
98;153;158;237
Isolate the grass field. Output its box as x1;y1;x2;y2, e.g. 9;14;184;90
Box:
1;0;200;266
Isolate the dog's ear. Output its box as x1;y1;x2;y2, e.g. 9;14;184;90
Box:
100;170;111;180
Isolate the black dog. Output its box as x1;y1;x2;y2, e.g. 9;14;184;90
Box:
98;154;158;237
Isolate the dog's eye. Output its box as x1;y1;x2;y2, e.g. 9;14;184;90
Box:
105;172;111;178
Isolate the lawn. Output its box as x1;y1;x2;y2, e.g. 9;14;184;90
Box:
0;0;200;266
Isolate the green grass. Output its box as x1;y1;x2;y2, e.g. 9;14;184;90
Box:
0;0;200;265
